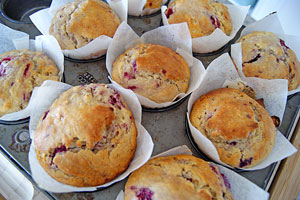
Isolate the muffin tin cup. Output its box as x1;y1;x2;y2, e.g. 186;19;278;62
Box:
0;0;51;24
142;95;189;112
106;22;205;111
230;13;300;96
161;3;250;54
0;24;64;124
116;146;270;200
64;55;106;63
186;53;296;171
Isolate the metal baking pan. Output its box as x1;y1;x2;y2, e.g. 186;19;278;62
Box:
0;1;299;199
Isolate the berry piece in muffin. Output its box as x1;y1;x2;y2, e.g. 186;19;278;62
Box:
124;154;234;200
112;44;190;103
0;50;59;117
238;31;300;90
190;88;276;168
49;0;121;50
165;0;232;38
34;84;137;187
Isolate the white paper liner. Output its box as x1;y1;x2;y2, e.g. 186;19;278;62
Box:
231;13;300;96
116;145;269;200
0;24;64;121
28;80;154;193
29;0;128;59
128;0;167;16
161;3;249;53
186;53;297;170
106;22;205;108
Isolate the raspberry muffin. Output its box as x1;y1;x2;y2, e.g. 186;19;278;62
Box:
49;0;121;50
124;154;234;200
165;0;232;38
34;84;137;187
238;31;300;90
0;50;59;117
111;44;190;103
190;88;276;168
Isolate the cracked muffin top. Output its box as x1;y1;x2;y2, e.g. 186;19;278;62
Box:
49;0;121;50
165;0;232;38
111;43;190;103
34;84;137;187
124;154;234;200
190;88;276;168
238;31;300;90
0;49;59;117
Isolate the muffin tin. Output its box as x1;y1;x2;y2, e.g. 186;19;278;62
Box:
0;1;299;199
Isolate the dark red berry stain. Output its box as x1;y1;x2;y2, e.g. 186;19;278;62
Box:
210;15;220;28
50;145;67;165
246;114;251;119
221;173;231;189
23;93;26;101
109;92;126;109
210;165;218;174
162;69;167;75
239;157;253;168
127;86;137;90
280;39;289;49
130;186;137;190
136;188;154;200
42;110;50;120
149;2;152;6
124;72;135;80
23;64;30;77
229;141;237;146
245;54;261;63
132;60;137;73
10;82;14;86
165;8;173;18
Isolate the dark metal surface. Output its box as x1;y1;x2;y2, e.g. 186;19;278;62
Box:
0;1;299;200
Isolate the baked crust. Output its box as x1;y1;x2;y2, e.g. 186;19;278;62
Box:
112;44;190;103
238;31;300;90
165;0;232;38
49;0;121;50
190;88;276;168
144;0;163;9
34;84;137;186
0;49;59;117
124;154;234;200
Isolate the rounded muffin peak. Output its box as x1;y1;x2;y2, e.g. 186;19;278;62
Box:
165;0;232;38
49;0;121;50
112;43;190;103
0;49;59;117
34;84;137;187
238;31;300;91
190;88;276;168
124;154;234;200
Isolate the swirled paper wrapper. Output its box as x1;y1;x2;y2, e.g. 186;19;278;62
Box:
161;1;249;53
28;80;154;193
231;13;300;96
29;0;128;59
106;22;205;108
116;145;269;200
128;0;167;16
187;53;297;171
0;23;64;121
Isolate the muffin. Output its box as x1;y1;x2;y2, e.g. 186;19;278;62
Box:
165;0;232;38
0;49;59;117
238;31;300;90
111;44;190;103
49;0;121;50
124;154;234;200
190;88;276;168
34;84;137;187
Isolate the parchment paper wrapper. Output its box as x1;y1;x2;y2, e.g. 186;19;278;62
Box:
29;0;128;60
28;80;154;193
161;3;249;53
106;22;205;108
231;13;300;96
128;0;167;16
0;23;64;121
116;145;269;200
187;53;297;170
